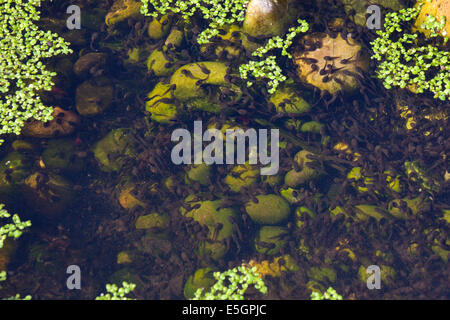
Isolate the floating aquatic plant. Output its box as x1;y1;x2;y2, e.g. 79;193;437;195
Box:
311;286;343;300
0;0;72;144
239;19;309;94
140;0;250;44
371;4;450;100
192;265;267;300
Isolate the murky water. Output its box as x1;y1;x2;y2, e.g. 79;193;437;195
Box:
0;0;448;300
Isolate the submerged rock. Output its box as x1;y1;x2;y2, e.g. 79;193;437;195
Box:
224;163;259;192
147;14;171;40
170;62;229;101
147;48;177;77
135;212;169;230
22;172;75;217
243;0;297;37
293;33;370;94
284;150;320;188
255;226;288;255
92;128;137;172
73;52;108;78
0;238;18;271
41;139;84;172
105;0;142;26
185;164;212;186
270;82;311;115
76;77;114;116
181;197;237;242
165;27;185;48
0;151;31;198
22;107;79;138
181;196;237;261
145;82;179;123
245;194;291;225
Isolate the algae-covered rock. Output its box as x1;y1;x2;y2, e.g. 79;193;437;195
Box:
22;107;79;138
165;27;185;48
135;213;169;230
255;226;288;255
92;128;137;172
185;164;212;186
196;240;229;262
245;194;291;225
300;121;323;134
180;196;237;261
261;174;282;187
270;83;311;115
105;0;142;26
0;151;31;198
184;267;216;299
148;14;171;40
243;0;297;37
181;197;237;242
293;33;369;94
284;150;320;188
41;139;84;172
414;0;449;38
224;163;259;192
22;172;75;217
76;77;114;116
170;62;229;101
181;196;237;261
145;82;179;123
147;48;177;77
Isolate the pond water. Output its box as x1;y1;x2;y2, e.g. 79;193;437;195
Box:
0;0;448;300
